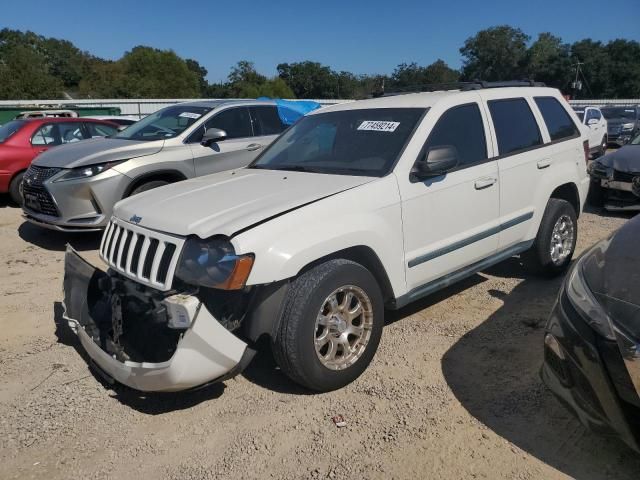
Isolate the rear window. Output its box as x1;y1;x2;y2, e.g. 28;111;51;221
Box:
488;98;542;156
250;106;285;136
535;97;579;141
0;120;25;143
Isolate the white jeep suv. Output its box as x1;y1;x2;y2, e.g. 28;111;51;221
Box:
63;82;590;392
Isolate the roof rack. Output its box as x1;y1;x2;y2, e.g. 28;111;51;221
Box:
374;80;546;97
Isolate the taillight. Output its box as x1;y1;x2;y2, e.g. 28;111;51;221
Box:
582;140;589;167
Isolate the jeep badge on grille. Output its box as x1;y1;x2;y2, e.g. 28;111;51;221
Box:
129;215;142;225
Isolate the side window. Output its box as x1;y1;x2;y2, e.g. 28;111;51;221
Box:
57;122;85;144
534;97;579;141
250;106;285;136
593;110;602;121
205;107;253;139
86;123;118;138
488;98;542;155
31;124;58;146
420;103;487;168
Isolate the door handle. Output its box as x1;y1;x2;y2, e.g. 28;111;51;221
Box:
537;159;552;169
246;143;263;151
474;177;497;190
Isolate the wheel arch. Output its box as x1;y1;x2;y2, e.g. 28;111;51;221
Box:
123;170;187;197
550;182;580;217
242;245;396;344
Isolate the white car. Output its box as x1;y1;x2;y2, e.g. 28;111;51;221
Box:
572;106;608;157
63;82;590;392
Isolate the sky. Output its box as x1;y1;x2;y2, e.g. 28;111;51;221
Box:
3;0;639;82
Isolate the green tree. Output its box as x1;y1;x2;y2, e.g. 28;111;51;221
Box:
460;26;530;81
569;39;610;98
277;61;339;98
0;43;63;99
605;39;640;98
226;61;295;98
186;58;209;96
525;33;572;89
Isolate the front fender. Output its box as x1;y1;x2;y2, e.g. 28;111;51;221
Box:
232;175;407;299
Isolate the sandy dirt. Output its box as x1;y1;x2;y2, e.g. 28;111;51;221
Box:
1;199;639;480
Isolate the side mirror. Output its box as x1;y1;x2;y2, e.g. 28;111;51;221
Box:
587;118;599;126
412;145;459;179
201;128;227;146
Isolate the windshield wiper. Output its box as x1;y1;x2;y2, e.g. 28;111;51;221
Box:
254;165;325;174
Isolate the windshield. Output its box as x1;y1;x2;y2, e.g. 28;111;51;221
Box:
0;120;25;143
631;133;640;145
249;108;425;177
601;107;637;120
115;105;212;141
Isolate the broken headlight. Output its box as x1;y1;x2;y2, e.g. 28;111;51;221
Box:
565;246;615;340
588;161;613;180
175;236;254;290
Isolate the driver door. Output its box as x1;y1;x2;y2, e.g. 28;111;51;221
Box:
399;102;499;292
189;107;261;177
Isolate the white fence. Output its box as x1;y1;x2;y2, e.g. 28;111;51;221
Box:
0;98;350;118
0;97;637;118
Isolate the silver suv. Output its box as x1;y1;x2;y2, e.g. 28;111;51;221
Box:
22;100;304;232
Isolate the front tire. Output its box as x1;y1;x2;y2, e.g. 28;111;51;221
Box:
272;259;384;392
598;136;608;157
523;198;577;276
9;171;25;206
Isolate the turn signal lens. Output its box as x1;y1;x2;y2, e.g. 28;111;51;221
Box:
219;255;254;290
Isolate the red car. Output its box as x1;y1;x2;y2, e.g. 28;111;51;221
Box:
0;117;119;204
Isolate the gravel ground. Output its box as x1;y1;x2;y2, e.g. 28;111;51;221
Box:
1;199;639;480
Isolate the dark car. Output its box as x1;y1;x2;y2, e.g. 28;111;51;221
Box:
602;106;640;147
541;215;640;452
588;133;640;211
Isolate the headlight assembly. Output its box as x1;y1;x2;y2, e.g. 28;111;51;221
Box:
588;161;613;180
175;236;254;290
565;251;615;340
54;161;125;182
621;123;635;131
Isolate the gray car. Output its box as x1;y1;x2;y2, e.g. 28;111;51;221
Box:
21;100;291;232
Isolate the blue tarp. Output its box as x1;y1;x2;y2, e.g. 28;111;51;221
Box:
257;98;322;125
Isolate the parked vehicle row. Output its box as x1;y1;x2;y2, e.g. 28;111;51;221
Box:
4;86;638;452
602;105;640;147
21;99;310;232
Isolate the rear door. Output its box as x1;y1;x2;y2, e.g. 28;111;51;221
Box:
485;96;546;250
189;107;258;177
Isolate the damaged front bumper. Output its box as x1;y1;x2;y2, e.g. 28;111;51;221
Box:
598;179;640;212
62;246;254;392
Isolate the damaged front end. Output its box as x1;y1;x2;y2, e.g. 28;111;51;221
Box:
589;149;640;211
62;246;255;392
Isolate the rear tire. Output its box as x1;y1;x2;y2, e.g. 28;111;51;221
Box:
523;198;577;276
128;180;169;197
272;259;384;392
9;171;25;206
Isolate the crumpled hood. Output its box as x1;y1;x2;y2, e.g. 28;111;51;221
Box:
597;146;640;173
114;168;374;238
33;138;164;168
582;215;640;338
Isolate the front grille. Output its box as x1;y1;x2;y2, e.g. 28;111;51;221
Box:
23;165;61;187
22;185;59;217
100;218;185;291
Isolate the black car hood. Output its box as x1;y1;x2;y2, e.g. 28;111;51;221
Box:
583;215;640;337
597;146;640;173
